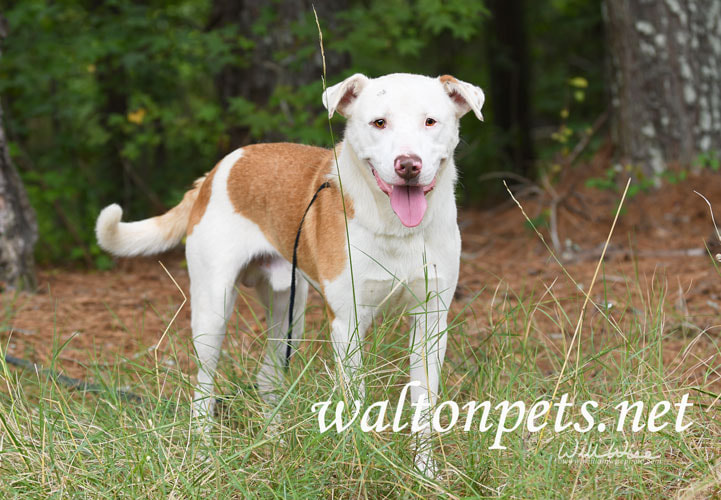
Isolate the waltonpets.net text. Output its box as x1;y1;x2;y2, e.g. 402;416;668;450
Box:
311;382;693;450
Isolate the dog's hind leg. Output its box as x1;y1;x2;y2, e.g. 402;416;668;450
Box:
255;258;308;406
187;245;245;421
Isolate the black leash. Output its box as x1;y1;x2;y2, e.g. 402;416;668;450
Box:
4;182;333;398
4;353;144;404
3;353;250;412
285;181;331;368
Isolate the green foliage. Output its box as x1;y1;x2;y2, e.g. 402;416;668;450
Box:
660;168;687;185
2;0;236;265
585;167;619;191
585;162;691;204
528;0;605;175
525;210;550;231
334;0;487;66
693;150;720;171
1;0;606;266
533;74;602;198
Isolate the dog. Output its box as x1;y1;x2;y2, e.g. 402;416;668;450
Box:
96;73;484;473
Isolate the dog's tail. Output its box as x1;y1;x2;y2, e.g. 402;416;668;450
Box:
96;176;206;257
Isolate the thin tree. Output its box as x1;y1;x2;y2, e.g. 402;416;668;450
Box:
207;0;349;150
0;15;37;290
486;0;534;177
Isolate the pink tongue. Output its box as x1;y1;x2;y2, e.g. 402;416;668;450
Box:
390;185;427;227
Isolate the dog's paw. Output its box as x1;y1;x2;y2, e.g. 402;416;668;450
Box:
262;408;286;444
414;451;439;479
190;416;214;440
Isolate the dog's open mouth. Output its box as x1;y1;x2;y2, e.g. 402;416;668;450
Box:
371;167;436;228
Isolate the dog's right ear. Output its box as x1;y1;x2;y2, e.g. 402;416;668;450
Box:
322;73;369;118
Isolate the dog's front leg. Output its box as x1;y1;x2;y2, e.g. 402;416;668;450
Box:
330;308;371;401
408;288;451;476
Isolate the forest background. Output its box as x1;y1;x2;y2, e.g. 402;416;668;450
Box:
0;0;607;268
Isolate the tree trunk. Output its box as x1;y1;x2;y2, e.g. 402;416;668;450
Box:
0;16;38;290
207;0;349;150
604;0;721;175
486;0;534;177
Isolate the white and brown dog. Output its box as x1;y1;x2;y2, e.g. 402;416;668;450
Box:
96;73;484;472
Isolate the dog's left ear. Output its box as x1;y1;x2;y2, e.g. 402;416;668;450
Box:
439;75;485;121
322;73;369;118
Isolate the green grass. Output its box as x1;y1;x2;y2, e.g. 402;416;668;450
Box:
1;265;720;499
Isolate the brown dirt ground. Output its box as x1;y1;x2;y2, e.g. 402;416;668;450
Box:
2;158;720;393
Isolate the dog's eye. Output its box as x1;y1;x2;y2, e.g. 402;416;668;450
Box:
372;119;386;129
425;118;437;127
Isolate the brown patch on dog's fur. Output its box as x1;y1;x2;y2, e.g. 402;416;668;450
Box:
186;169;217;236
227;143;354;286
140;175;207;246
439;75;458;85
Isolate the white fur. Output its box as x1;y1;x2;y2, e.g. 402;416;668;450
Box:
96;73;484;477
96;204;183;257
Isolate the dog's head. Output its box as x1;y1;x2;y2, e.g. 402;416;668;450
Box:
323;73;484;228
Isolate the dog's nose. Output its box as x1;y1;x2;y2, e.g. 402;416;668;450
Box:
394;154;422;180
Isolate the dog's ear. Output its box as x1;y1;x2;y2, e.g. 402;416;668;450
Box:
322;73;369;118
439;75;485;121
